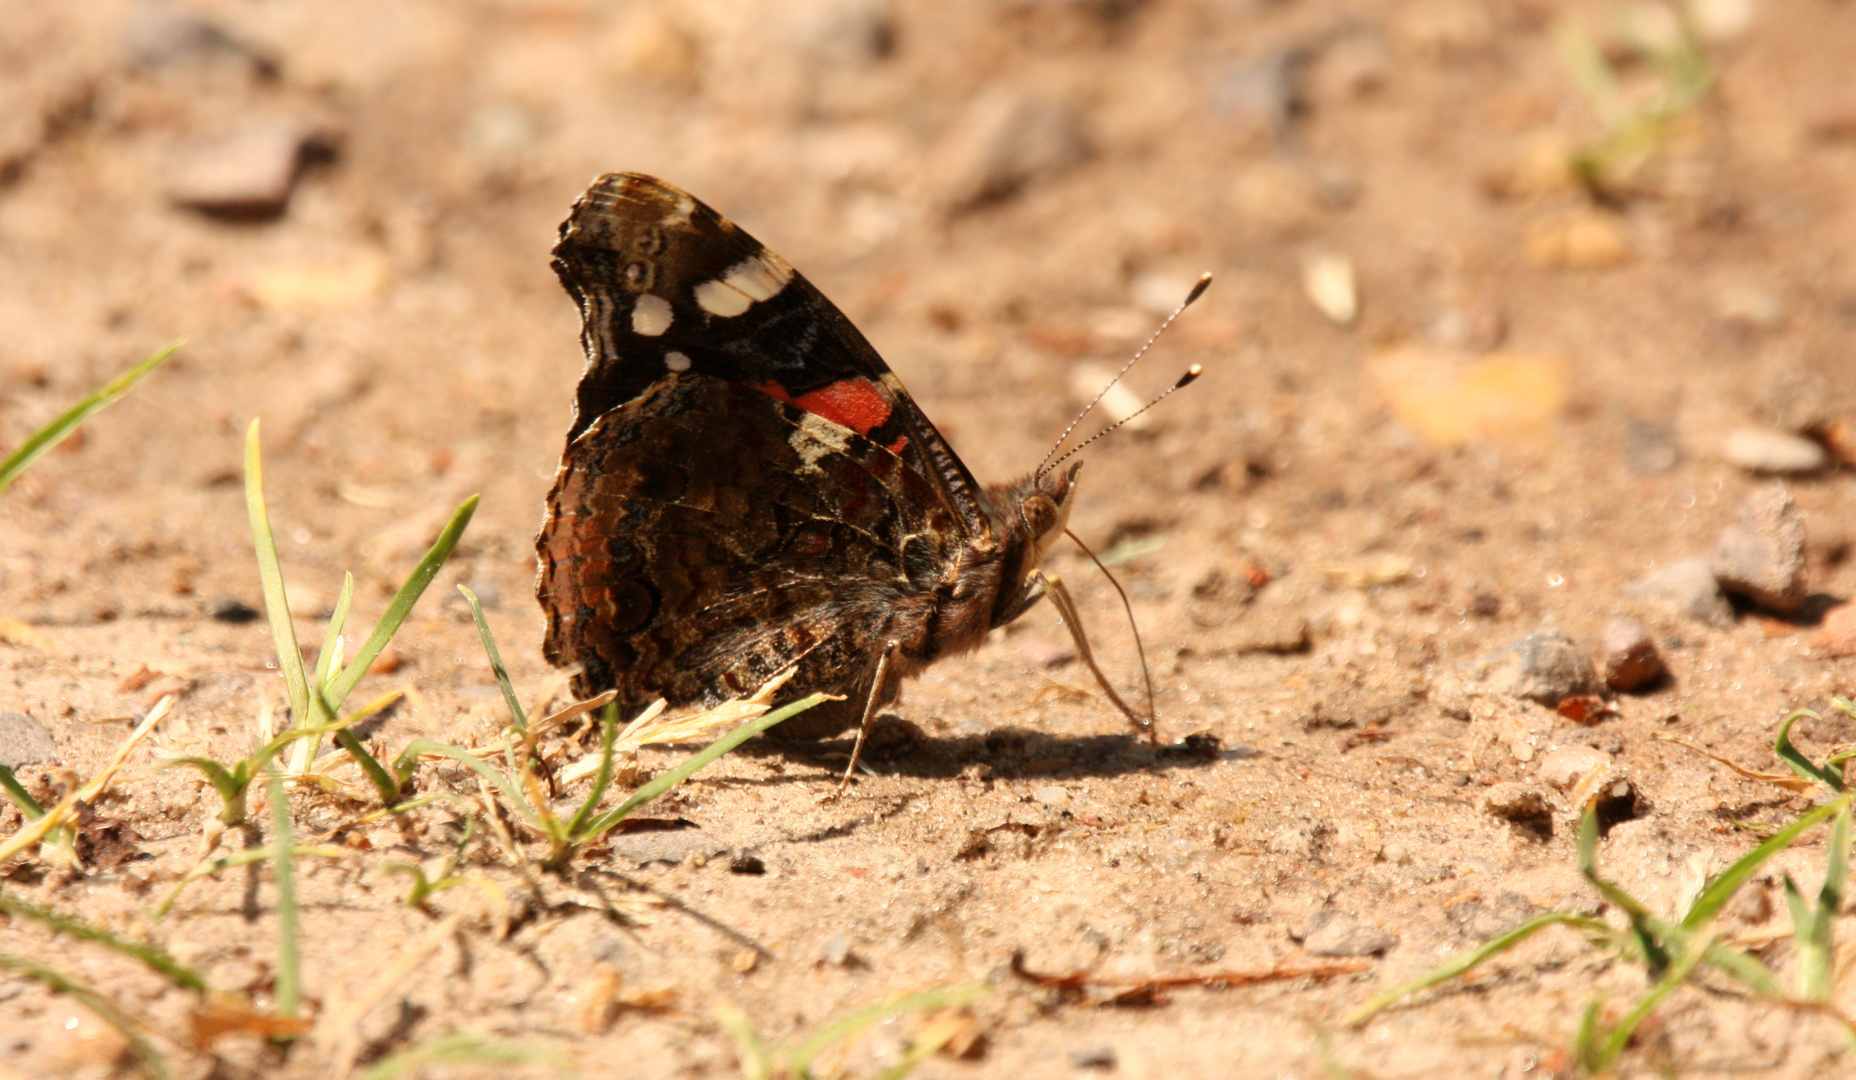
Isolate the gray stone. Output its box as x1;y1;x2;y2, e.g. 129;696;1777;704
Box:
165;122;311;220
1466;629;1599;706
123;3;273;74
1723;427;1827;475
1626;558;1734;628
1213;50;1309;137
0;712;56;770
1304;912;1396;957
1600;617;1665;692
941;93;1090;208
786;0;895;64
1711;484;1808;613
1622;418;1681;475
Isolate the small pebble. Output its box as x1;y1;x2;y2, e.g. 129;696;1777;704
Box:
1622;418;1681;476
1722;427;1827;475
1212;49;1307;138
123;4;272;74
1301;252;1357;325
1017;638;1075;669
1522;210;1632;270
1229;609;1310;654
1538;745;1611;791
166;122;312;220
0;712;57;770
1033;785;1071;808
1466;629;1599;707
1820;602;1856;658
819;933;853;966
1069;1047;1118;1070
368;645;403;676
786;0;896;65
1625;558;1734;628
1303;913;1397;957
1711;484;1808;613
940;93;1090;208
1600;617;1665;692
1714;284;1785;329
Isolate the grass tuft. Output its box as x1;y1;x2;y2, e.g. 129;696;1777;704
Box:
1347;706;1856;1070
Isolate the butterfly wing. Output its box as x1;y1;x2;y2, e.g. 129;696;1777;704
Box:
550;173;988;535
537;373;965;720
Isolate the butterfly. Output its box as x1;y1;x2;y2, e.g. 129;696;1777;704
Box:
535;173;1194;783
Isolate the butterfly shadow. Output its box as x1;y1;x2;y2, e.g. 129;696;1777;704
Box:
734;718;1239;783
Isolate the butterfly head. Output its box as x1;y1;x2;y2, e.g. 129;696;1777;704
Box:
1020;460;1082;561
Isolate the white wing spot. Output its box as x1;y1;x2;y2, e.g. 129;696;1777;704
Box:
662;191;696;224
664;350;692;372
694;278;754;317
789;411;851;474
631;294;673;336
721;253;793;302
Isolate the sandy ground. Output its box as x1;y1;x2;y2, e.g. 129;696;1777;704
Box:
5;1;1856;1077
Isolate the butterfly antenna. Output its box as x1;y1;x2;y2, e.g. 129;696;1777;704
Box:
1066;529;1158;727
1037;272;1212;479
1043;363;1202;476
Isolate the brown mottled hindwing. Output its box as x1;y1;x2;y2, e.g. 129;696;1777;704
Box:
538;373;965;733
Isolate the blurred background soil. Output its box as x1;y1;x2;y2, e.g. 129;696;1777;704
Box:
4;0;1856;1076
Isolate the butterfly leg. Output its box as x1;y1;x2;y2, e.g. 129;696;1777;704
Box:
831;638;900;797
1042;572;1158;743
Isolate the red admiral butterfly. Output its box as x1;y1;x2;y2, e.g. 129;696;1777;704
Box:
535;173;1200;784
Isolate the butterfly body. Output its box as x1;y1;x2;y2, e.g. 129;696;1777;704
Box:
536;173;1078;736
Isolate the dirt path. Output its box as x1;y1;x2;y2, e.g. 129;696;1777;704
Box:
4;2;1856;1077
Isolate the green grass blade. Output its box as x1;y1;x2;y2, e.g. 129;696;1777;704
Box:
579;692;828;841
1683;794;1851;929
1824;803;1850;919
0;764;45;818
1791;804;1851;1002
298;572;357;770
0;341;180;498
327;496;478;706
0;891;206;991
1783;874;1830;1002
334;727;401;806
244;420;310;726
1593;932;1713;1070
357;1031;576;1080
1342;913;1616;1027
1571;995;1607;1073
313;572;355;692
158;757;253;824
154;845;344;919
1580;806;1786;995
0;951;173;1080
158;757;245;806
712;1003;774;1080
265;764;302;1022
1775;709;1844;791
563;706;619;843
459;584;525;731
790;984;990;1073
397;739;544;830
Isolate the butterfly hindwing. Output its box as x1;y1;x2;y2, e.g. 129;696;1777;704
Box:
537;373;960;721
